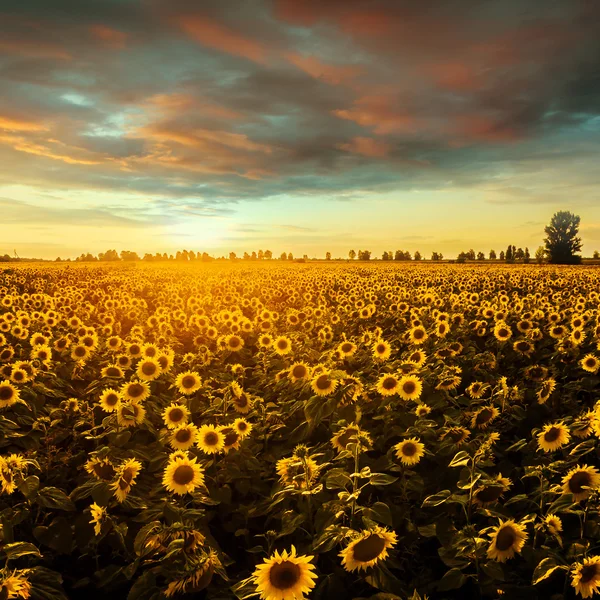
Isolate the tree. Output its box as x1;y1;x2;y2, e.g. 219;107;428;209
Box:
394;250;402;261
524;247;530;264
229;252;237;260
382;251;390;261
544;211;582;264
467;249;475;260
258;249;264;260
414;250;422;261
505;245;513;262
280;252;287;260
594;250;600;259
288;252;293;261
477;251;485;261
515;247;525;260
349;250;356;260
499;250;505;261
489;250;496;260
325;252;331;260
120;250;140;261
535;246;545;264
431;252;443;261
358;250;371;260
264;250;272;259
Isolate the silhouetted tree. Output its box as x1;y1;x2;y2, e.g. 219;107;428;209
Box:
505;245;513;262
280;252;287;260
535;246;545;264
229;252;237;260
515;247;525;260
489;250;496;260
594;250;600;259
288;252;293;261
544;211;582;264
524;247;530;264
349;249;356;260
477;251;485;260
499;250;505;261
414;250;422;261
325;252;331;260
264;250;272;259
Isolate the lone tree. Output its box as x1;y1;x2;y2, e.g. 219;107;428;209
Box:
544;211;582;264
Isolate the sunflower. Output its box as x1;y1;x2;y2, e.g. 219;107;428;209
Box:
220;426;241;453
233;418;252;438
117;401;146;428
163;403;190;429
376;374;400;397
571;556;600;599
415;403;431;417
276;453;320;489
472;475;512;506
70;344;91;361
311;372;338;397
226;334;244;352
562;465;600;501
442;426;471;447
572;411;596;439
288;362;310;383
89;502;107;536
545;514;563;535
397;375;423;402
10;368;28;384
99;389;120;412
120;380;151;403
273;336;292;356
331;425;370;453
0;572;31;599
0;380;20;408
581;354;600;374
486;520;528;562
466;381;489;399
408;326;428;345
100;364;124;379
165;553;219;597
537;378;556;404
112;458;142;503
394;438;425;466
85;457;116;481
258;334;273;349
170;424;199;451
136;357;161;381
340;527;398;572
163;455;205;495
537;422;570;452
197;425;225;455
372;340;391;361
493;322;512;342
176;371;202;395
513;339;534;356
471;406;499;429
253;546;317;600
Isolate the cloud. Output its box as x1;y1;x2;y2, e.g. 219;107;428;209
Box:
337;136;392;157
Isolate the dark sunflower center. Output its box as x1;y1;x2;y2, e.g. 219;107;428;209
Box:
544;427;561;443
105;394;119;406
128;383;144;398
223;429;239;446
352;534;387;562
495;527;516;551
316;375;331;390
229;338;241;348
586;359;596;368
569;471;591;494
403;381;416;395
382;377;397;390
74;346;86;357
377;344;386;353
341;343;352;352
235;394;249;407
476;409;493;424
516;342;529;351
292;365;306;378
130;345;141;355
414;330;424;339
173;464;195;485
580;564;599;584
0;386;14;401
237;422;248;432
277;341;288;350
142;362;157;376
498;329;508;337
475;485;503;503
94;462;116;480
169;408;184;421
269;561;301;590
402;442;417;456
122;468;135;484
338;428;359;448
410;353;421;362
176;429;192;443
182;376;196;389
204;432;219;446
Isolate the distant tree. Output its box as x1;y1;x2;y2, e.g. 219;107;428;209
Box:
229;252;237;260
288;252;293;261
99;249;119;261
358;250;371;260
505;245;513;262
349;249;356;260
143;253;154;261
594;250;600;259
120;250;140;261
544;211;582;264
382;251;390;261
477;251;485;261
242;252;249;260
535;246;545;264
524;247;530;264
499;250;505;261
325;252;331;260
55;257;62;262
515;247;525;260
489;250;497;260
258;249;264;260
280;252;287;260
394;250;402;261
403;250;412;261
414;250;422;261
431;251;443;261
465;249;475;260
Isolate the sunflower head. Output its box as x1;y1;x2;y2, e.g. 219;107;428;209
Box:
339;527;398;572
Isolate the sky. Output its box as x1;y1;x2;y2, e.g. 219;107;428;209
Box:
1;0;600;259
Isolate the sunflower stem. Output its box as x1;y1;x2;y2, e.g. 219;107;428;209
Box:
350;443;361;526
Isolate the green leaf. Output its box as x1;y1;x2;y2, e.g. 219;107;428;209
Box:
570;439;596;458
3;541;41;560
422;490;452;507
18;475;40;499
437;568;468;591
363;502;393;526
448;451;471;468
532;557;568;585
369;473;398;486
482;561;504;581
37;487;75;511
325;468;352;490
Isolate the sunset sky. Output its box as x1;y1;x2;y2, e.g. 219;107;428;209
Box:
1;0;600;259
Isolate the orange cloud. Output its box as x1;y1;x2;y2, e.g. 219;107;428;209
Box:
0;117;48;132
144;94;243;120
333;95;417;134
175;15;268;64
90;24;128;49
430;62;480;91
337;136;392;157
455;116;519;143
0;39;71;60
286;53;362;85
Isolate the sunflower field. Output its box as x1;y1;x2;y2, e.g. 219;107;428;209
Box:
2;262;600;600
